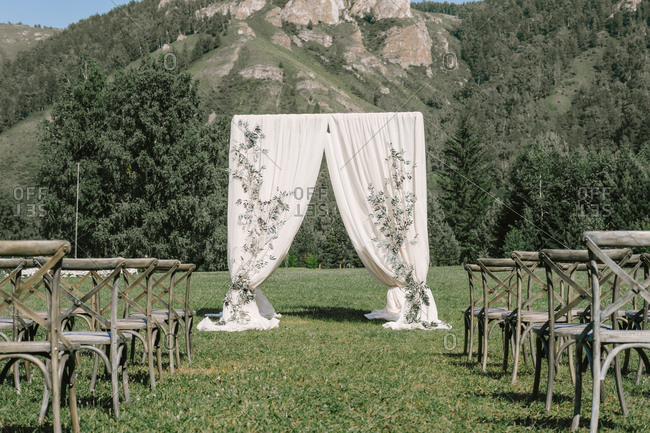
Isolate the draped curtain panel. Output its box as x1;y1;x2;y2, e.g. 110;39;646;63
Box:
198;114;327;331
326;112;444;329
198;112;448;332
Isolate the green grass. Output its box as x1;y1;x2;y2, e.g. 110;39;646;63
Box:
1;267;650;431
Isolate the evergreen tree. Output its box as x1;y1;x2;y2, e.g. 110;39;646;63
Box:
426;189;460;266
439;114;493;262
38;54;229;269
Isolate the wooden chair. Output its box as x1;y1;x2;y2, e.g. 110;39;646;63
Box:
118;258;161;389
45;257;131;419
503;251;548;384
573;231;650;432
531;248;631;414
0;240;79;433
476;258;517;372
462;263;482;362
0;258;36;392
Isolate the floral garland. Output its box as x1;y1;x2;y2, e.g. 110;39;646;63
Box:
220;122;291;325
367;145;442;328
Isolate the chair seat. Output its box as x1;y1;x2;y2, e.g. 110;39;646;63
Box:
533;323;613;340
502;310;548;322
129;309;194;320
0;340;53;353
63;331;132;345
624;310;650;320
461;307;482;315
590;329;650;344
0;318;34;329
473;307;509;320
109;318;147;330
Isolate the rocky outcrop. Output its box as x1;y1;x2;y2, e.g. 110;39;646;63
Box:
239;65;284;81
198;0;266;20
237;22;256;38
281;0;343;25
271;31;292;50
297;28;333;47
349;0;411;20
265;7;283;27
381;24;433;68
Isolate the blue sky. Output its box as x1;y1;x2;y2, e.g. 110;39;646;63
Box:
2;0;479;29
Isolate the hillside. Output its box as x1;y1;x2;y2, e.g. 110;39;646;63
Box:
0;0;469;195
0;24;60;66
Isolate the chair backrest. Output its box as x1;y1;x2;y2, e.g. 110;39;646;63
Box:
583;231;650;339
173;263;196;317
0;241;72;353
464;263;482;311
476;258;518;311
540;248;632;334
510;251;547;316
37;258;126;338
120;258;159;320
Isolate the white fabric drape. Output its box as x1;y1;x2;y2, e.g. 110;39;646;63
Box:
198;112;449;332
197;115;327;332
325;112;447;329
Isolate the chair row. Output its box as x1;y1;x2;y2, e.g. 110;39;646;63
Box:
0;240;196;433
462;231;650;432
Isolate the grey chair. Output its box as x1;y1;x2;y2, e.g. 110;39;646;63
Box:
0;240;80;433
573;231;650;432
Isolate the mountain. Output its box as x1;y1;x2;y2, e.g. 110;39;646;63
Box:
2;0;650;263
0;0;467;196
0;24;60;66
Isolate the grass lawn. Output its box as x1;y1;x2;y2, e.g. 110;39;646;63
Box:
1;267;649;432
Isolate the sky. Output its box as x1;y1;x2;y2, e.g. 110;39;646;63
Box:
1;0;480;29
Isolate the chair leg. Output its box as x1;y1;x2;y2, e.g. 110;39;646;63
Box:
67;355;80;433
545;336;556;412
482;316;489;372
590;351;602;433
111;343;120;419
572;343;584;431
511;323;522;385
186;315;194;363
463;314;469;355
147;327;156;390
90;352;100;393
502;322;510;375
532;336;544;403
468;315;476;363
613;349;628;416
121;344;130;405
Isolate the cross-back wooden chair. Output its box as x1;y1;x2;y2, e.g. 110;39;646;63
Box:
502;251;549;384
0;258;36;392
118;258;161;389
462;263;483;362
0;240;79;433
43;257;131;419
532;248;631;414
137;262;197;365
127;260;181;373
621;253;649;383
572;231;650;432
476;258;518;372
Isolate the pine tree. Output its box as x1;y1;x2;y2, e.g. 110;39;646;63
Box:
439;114;493;262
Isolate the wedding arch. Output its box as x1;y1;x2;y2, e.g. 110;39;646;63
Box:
197;112;450;332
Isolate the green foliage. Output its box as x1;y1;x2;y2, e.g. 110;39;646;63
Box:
305;253;319;269
0;0;230;134
38;54;229;270
427;189;460;266
439;114;492;263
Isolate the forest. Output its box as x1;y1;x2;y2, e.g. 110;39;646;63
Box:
1;0;650;269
